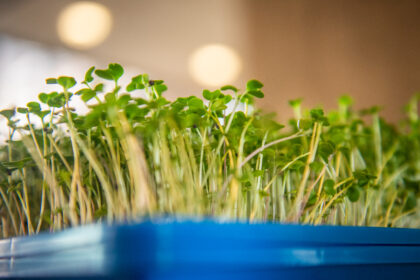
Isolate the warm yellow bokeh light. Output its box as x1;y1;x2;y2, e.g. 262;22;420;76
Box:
57;1;112;50
189;44;242;87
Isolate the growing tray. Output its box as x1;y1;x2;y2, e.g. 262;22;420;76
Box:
0;220;419;279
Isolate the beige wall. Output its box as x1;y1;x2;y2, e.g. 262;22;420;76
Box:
0;0;251;102
246;0;420;121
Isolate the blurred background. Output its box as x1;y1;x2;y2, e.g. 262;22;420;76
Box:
1;0;420;124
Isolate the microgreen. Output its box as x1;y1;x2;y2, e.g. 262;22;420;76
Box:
0;63;418;238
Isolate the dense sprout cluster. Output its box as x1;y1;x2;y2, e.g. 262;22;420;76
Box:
0;64;419;237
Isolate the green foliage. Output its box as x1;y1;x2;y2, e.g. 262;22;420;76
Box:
83;66;95;84
220;85;238;92
203;89;221;101
57;76;76;90
339;95;353;107
0;64;419;239
324;179;336;196
346;186;360;202
0;109;15;119
95;63;124;84
289;99;302;108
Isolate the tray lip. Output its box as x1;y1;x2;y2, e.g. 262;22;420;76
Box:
1;219;420;246
0;220;419;277
0;220;419;258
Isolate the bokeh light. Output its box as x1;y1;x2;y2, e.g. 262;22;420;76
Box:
57;1;112;50
189;44;241;87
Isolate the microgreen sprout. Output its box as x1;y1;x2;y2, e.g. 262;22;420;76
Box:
0;63;418;237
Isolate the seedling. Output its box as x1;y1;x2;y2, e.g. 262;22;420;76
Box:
0;64;418;237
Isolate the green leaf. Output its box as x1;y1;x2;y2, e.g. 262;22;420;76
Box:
127;75;145;92
339;95;353;106
171;97;188;111
318;141;335;160
57;76;76;90
203;89;221;101
95;69;113;80
126;83;136;92
360;106;382;116
220;85;238;92
81;90;97;102
309;161;323;173
154;84;167;96
328;111;340;123
131;75;143;84
84;66;95;83
253;170;265;177
153;80;164;85
2;158;32;170
112;86;121;96
288;143;303;157
17;107;28;114
310;108;329;125
117;94;131;107
180;113;201;128
38;93;49;104
310;108;324;120
47;92;66;108
246;79;263;91
149;97;169;109
307;192;317;206
135;98;148;106
95;63;124;83
37;110;51;120
404;192;417;211
240;93;254;103
124;104;142;119
75;88;92;96
202;90;211;100
0;109;15;119
297;119;313;130
247;90;264;98
289;99;302;108
109;63;124;81
289;159;305;170
84;110;102;128
27;102;41;113
222;94;232;104
346;186;360;202
141;74;149;84
187;97;203;107
353;170;376;187
92;84;103;93
211;99;227;111
46;78;57;84
104;92;116;104
324;179;335;196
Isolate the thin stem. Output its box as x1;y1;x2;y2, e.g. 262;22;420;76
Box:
239;131;308;169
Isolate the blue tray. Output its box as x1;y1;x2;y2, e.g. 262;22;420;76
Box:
0;220;419;279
